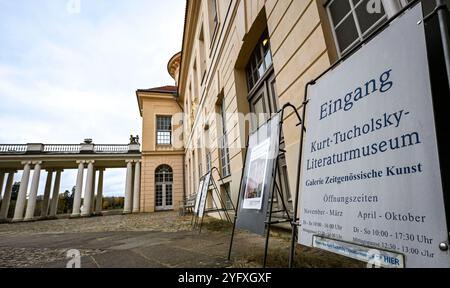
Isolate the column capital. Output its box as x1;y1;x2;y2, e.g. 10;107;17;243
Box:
21;161;33;166
96;168;106;172
86;160;95;165
76;160;86;164
32;161;43;166
126;159;141;164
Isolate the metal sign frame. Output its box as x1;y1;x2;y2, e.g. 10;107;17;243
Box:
228;103;303;268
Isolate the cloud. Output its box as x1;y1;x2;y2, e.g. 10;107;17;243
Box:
0;0;186;196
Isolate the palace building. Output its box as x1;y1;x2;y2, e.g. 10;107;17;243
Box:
137;0;442;214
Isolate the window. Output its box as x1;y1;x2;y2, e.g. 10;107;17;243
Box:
221;184;233;210
156;116;172;145
155;165;173;210
219;98;231;178
326;0;388;56
199;26;207;81
208;0;219;40
245;29;293;215
206;150;212;173
246;31;278;131
246;30;273;92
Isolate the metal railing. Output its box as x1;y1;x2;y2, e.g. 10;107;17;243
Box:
43;144;81;153
0;144;27;153
94;145;129;154
0;143;139;155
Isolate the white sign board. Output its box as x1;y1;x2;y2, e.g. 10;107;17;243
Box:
198;172;211;218
194;179;205;214
243;138;271;210
299;4;450;268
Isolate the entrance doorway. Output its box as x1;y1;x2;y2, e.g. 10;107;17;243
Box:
155;165;173;211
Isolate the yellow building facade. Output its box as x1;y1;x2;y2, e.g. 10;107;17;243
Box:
139;0;418;213
179;0;419;213
137;53;185;212
179;0;338;212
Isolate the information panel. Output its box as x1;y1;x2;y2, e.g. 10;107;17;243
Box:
298;4;450;268
236;113;280;235
198;172;211;218
193;178;205;214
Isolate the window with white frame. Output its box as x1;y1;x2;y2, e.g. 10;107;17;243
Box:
156;116;172;145
219;98;231;178
326;0;389;56
326;0;419;56
208;0;219;40
206;150;212;173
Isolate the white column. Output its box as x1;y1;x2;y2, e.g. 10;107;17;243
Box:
81;161;95;217
13;162;32;222
95;169;104;214
123;160;133;214
90;170;96;214
24;161;42;221
0;172;16;221
40;170;53;217
0;172;5;201
133;161;141;213
71;161;85;217
49;170;62;218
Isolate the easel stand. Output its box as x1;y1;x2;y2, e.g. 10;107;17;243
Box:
192;170;234;234
288;82;312;268
228;103;304;268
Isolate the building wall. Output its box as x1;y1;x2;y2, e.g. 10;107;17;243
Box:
141;154;184;212
139;92;184;213
179;0;335;208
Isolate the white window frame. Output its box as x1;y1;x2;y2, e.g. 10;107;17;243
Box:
156;115;172;146
326;0;411;57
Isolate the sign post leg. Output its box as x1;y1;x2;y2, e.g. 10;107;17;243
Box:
289;82;313;268
436;0;450;91
227;136;249;261
263;159;278;268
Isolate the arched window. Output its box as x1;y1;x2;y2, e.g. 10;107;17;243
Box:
155;165;173;210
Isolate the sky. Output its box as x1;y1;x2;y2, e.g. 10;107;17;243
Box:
0;0;186;196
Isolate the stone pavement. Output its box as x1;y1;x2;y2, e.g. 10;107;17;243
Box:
0;212;364;268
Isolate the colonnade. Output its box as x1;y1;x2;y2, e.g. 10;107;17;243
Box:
0;159;141;223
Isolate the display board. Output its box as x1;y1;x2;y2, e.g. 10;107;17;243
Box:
193;178;205;214
236;113;281;235
298;3;450;268
198;172;211;218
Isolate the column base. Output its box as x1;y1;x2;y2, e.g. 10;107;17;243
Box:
70;214;81;219
23;218;37;223
132;210;140;214
11;218;24;223
40;216;57;221
93;212;104;217
123;210;132;215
